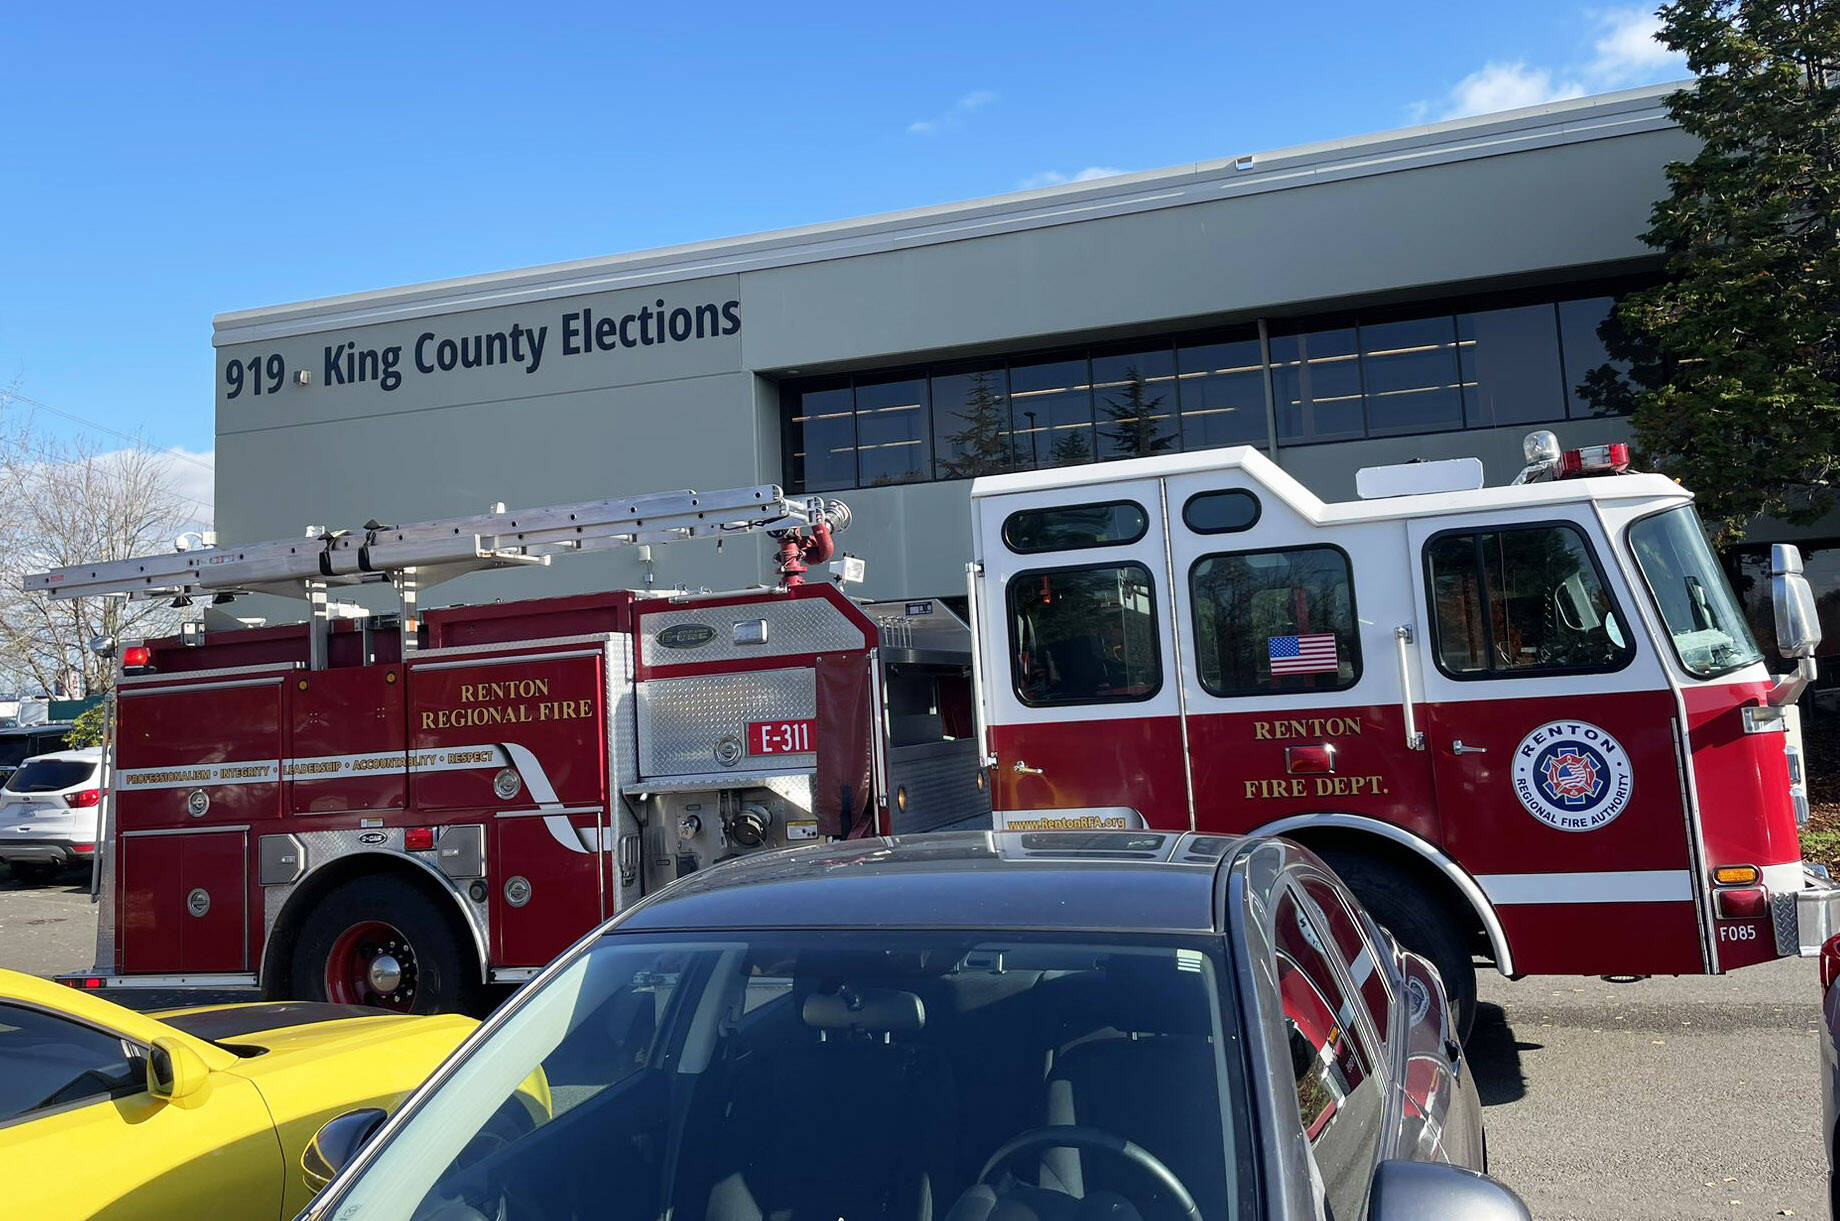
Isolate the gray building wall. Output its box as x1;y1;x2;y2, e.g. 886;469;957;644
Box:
214;85;1693;613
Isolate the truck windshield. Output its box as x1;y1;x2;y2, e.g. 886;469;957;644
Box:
1627;506;1762;677
320;929;1251;1221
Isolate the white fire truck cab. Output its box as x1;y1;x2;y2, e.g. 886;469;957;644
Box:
968;432;1831;1029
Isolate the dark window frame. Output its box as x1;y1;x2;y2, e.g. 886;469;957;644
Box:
1002;500;1150;555
1189;542;1364;698
1006;560;1163;708
1421;519;1636;682
1181;489;1262;535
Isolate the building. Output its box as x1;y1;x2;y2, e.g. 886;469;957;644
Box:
219;83;1803;627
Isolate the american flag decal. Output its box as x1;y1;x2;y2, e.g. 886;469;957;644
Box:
1268;633;1340;676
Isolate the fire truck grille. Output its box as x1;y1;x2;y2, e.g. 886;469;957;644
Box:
637;668;816;778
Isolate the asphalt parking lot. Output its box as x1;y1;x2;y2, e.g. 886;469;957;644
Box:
0;866;1825;1219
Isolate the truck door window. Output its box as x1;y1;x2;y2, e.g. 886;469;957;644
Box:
1424;524;1633;678
1008;563;1161;706
1002;501;1147;554
1190;546;1360;696
1627;506;1764;678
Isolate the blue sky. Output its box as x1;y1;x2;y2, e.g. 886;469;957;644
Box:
0;2;1686;514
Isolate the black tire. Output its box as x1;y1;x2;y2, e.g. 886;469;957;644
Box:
1318;849;1478;1045
9;862;63;886
289;873;480;1015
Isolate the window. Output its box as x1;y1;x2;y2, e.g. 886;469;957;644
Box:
786;380;856;493
1176;335;1266;450
1183;490;1260;535
1628;507;1764;678
1271;325;1363;443
1003;501;1148;554
0;1004;141;1125
1272;887;1383;1219
1092;348;1179;460
322;929;1255;1221
932;368;1016;480
778;282;1653;491
1009;563;1160;705
1458;305;1566;428
1424;524;1633;678
1359;316;1464;436
5;759;95;793
1558;297;1627;419
853;376;929;485
1009;357;1093;468
1191;547;1360;697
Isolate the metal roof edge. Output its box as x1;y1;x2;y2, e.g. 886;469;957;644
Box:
213;82;1690;347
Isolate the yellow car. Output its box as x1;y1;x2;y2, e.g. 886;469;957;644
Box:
0;968;476;1220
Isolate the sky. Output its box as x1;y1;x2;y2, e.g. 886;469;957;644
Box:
0;2;1689;520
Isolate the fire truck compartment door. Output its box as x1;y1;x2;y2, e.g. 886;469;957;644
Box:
287;665;406;815
1405;510;1708;976
407;652;609;813
492;811;607;967
119;828;249;973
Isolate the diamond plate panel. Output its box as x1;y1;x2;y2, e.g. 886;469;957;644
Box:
606;637;638;791
637;669;815;777
261;828;490;953
638;599;864;669
887;740;991;833
1773;889;1799;957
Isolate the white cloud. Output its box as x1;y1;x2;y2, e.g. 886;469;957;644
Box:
1416;6;1686;122
1018;166;1128;191
1446;61;1587;119
159;448;214;530
1583;7;1685;88
907;90;998;136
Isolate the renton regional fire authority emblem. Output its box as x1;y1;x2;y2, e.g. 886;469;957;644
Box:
1511;720;1633;833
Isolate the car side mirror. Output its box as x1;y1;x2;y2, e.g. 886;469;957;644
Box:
146;1036;210;1102
1370;1160;1530;1220
302;1108;388;1195
1772;544;1822;660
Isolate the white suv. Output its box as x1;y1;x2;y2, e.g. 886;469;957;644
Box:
0;748;102;885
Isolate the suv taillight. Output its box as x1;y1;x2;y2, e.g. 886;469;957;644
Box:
69;789;102;808
1822;934;1840;991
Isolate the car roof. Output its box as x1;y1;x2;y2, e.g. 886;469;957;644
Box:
0;724;71;738
15;748;99;766
615;830;1253;935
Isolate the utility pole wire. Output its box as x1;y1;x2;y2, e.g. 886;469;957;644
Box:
0;386;215;474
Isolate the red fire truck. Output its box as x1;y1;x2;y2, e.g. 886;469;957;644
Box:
37;431;1834;1034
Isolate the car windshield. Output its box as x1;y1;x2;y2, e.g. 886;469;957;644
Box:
1627;506;1763;677
321;929;1251;1221
4;759;93;793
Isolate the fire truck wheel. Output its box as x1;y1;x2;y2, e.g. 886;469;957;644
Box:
291;875;479;1015
1319;850;1478;1044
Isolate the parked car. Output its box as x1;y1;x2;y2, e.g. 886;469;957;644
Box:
299;831;1528;1220
1821;933;1840;1215
0;722;73;790
0;967;479;1219
0;747;102;884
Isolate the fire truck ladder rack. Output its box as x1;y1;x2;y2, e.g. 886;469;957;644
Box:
27;483;850;666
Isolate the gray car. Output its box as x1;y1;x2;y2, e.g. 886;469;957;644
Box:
297;831;1527;1220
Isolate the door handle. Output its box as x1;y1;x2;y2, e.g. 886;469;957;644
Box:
1011;760;1044;776
1451;740;1488;756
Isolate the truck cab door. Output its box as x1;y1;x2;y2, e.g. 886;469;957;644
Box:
1405;509;1707;976
972;478;1187;830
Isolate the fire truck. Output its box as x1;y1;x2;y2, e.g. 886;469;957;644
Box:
37;430;1836;1035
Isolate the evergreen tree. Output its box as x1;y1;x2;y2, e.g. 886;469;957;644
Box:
1048;428;1093;468
936;370;1016;478
1098;367;1177;458
1596;0;1840;536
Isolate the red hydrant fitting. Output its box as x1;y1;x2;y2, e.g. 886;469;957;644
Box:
775;521;835;587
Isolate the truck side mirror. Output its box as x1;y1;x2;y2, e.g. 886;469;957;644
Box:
1771;544;1823;659
1370;1159;1531;1220
302;1107;387;1194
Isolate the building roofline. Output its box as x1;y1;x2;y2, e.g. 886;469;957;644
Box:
214;82;1688;347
